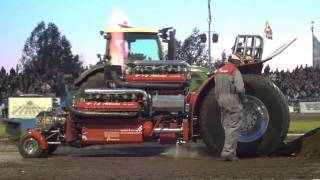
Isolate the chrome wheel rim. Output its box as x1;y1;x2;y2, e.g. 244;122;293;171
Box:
23;137;39;155
239;95;269;142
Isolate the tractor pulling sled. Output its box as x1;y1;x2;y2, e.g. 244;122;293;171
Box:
18;26;296;158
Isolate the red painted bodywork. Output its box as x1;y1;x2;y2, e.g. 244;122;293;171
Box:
182;119;189;142
77;102;141;111
126;74;186;83
80;119;144;144
27;129;48;150
143;121;153;138
188;92;197;116
66;113;76;142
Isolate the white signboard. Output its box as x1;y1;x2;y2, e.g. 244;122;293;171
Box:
9;97;52;119
299;102;320;113
288;106;294;113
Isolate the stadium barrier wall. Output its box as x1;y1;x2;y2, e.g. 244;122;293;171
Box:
299;102;320;113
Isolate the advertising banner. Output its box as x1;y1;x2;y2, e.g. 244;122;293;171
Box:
299;102;320;113
288;106;294;113
8;97;52;119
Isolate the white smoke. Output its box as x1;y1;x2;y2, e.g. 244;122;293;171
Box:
161;143;210;158
108;8;130;28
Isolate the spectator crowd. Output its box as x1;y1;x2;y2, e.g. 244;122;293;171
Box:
264;64;320;102
0;65;72;117
0;66;67;98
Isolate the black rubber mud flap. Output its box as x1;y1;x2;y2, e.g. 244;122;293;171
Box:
46;145;59;155
200;74;290;157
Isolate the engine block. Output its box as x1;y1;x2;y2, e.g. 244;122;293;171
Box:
124;60;191;83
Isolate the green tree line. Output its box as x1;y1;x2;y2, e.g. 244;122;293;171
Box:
20;21;82;77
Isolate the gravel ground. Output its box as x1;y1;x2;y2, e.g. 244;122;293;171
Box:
0;141;319;180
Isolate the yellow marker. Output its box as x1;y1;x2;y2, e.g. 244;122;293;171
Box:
106;136;120;141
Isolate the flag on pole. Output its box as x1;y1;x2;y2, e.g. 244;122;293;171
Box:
264;21;273;40
313;34;320;68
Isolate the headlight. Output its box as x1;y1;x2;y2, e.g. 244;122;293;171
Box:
53;115;66;126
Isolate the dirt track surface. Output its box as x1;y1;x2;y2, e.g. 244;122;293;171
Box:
0;142;319;180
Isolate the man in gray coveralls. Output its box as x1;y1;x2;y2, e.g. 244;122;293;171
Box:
214;54;246;161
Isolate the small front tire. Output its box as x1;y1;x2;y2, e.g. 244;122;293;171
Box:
18;134;43;158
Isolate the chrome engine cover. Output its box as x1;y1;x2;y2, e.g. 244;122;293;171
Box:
151;95;185;112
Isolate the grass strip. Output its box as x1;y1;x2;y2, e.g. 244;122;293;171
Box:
289;120;320;133
0;122;6;138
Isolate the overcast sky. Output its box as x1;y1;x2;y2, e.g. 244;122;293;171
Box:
0;0;319;71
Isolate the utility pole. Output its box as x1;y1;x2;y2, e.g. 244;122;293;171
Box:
311;21;314;67
207;0;212;72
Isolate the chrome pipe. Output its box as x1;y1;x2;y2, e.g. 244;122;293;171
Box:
84;89;148;99
153;127;183;134
67;103;138;118
47;142;61;145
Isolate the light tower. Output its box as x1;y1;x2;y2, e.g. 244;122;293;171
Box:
207;0;212;72
311;21;314;67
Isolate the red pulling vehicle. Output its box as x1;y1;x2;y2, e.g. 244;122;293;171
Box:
18;27;295;158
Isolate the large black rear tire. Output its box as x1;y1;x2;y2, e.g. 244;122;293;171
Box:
200;74;290;157
75;72;106;98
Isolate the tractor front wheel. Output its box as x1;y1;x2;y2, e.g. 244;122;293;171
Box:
18;134;44;158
